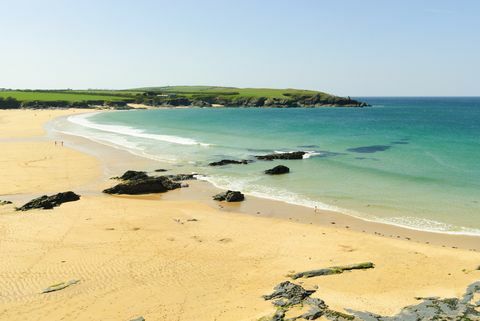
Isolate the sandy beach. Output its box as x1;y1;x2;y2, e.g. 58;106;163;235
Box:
0;109;479;321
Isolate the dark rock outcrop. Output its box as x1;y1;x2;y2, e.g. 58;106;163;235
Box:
154;169;168;172
165;174;197;181
290;262;374;279
256;151;305;161
17;191;80;211
103;177;181;195
259;280;480;321
262;281;328;320
0;200;12;206
105;171;196;195
117;170;149;181
265;165;290;175
213;190;245;202
209;159;251;166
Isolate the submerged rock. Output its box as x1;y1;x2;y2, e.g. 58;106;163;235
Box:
17;191;80;211
256;151;305;161
0;200;12;206
213;190;245;202
154;168;168;172
265;165;290;175
103;176;181;195
209;159;251;166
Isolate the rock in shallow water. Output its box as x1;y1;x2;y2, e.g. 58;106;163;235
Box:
209;159;251;166
265;165;290;175
256;151;305;161
213;190;245;202
17;191;80;211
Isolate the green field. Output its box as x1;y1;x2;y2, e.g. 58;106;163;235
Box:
134;86;326;99
0;86;364;108
0;91;130;102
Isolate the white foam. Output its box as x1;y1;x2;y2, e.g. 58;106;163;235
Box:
67;113;210;146
376;216;480;236
198;174;480;236
53;128;179;163
303;151;321;159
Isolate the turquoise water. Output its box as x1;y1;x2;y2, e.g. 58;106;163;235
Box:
57;98;480;234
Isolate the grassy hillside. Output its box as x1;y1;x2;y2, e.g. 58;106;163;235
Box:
0;86;366;108
133;86;366;107
134;86;328;99
0;91;129;102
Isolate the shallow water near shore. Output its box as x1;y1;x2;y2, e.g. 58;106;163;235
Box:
52;97;480;235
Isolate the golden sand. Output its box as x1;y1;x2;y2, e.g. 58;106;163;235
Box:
0;109;478;321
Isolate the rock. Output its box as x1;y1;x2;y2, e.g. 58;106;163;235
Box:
42;279;79;293
103;177;181;195
291;262;374;279
209;159;251;166
17;192;80;211
154;168;168;172
165;174;197;181
213;190;245;202
0;200;12;206
129;317;145;321
118;170;149;181
262;281;328;320
259;280;480;321
265;165;290;175
263;281;316;307
256;151;306;161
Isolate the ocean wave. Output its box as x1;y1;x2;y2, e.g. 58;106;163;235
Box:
198;174;480;236
376;216;480;236
197;174;359;214
67;113;210;146
53;128;179;163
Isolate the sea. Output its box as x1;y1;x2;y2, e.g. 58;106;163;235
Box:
51;97;480;235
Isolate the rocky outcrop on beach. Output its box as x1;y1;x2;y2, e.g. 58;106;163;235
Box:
265;165;290;175
0;200;12;206
17;191;80;211
290;262;374;279
262;281;327;321
256;151;305;161
116;170;149;181
164;174;197;181
259;281;480;321
212;190;245;202
104;176;181;195
209;159;251;166
105;171;197;195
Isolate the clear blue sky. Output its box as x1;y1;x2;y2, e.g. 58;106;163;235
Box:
1;0;479;96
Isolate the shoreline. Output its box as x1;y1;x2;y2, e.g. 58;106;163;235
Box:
48;109;480;251
1;108;479;320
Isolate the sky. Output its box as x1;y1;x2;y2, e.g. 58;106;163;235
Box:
1;0;479;96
